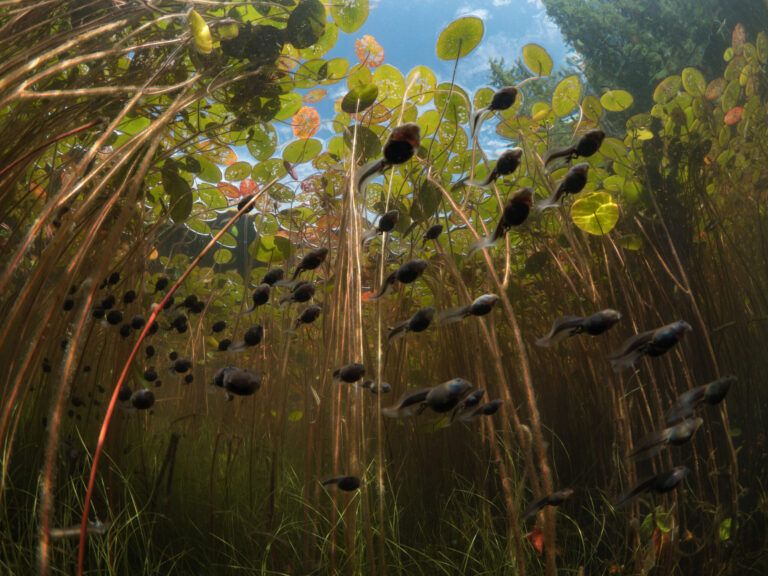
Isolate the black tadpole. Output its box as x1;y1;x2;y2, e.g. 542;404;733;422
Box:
387;307;435;341
545;129;605;166
356;123;421;193
539;163;590;209
291;247;329;280
280;281;315;305
321;475;361;492
370;259;428;300
333;363;366;383
471;86;517;140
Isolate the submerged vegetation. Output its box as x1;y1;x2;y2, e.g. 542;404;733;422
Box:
1;1;768;575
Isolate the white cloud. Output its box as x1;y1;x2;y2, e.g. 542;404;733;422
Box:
455;6;490;20
492;0;512;6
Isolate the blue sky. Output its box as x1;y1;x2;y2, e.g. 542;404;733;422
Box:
330;0;568;91
271;0;571;170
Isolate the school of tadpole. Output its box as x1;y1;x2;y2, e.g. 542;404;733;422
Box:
2;3;768;576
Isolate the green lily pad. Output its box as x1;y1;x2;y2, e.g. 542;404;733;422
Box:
522;43;553;76
719;518;732;542
341;84;378;113
571;191;619;235
552;75;582;117
283;138;323;164
247;124;278;161
285;0;326;49
213;249;232;264
582;95;603;121
601;90;633;112
330;0;368;33
436;16;484;61
653;76;681;104
225;161;251;181
681;67;706;97
406;65;437;105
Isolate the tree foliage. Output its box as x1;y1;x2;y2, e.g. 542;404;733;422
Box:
540;0;768;110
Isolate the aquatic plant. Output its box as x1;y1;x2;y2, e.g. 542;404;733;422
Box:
0;2;766;576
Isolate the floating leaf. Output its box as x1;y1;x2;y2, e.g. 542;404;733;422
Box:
283;138;322;164
406;65;437;105
571;192;619;236
213;249;232;264
410;181;441;222
303;89;327;103
719;518;732;541
286;0;326;49
354;34;385;68
217;181;241;199
681;67;706;97
601;90;633;112
522;43;553;76
436;16;484;61
341;84;378;113
240;178;258;197
198;185;228;210
331;0;368;33
288;410;304;422
189;10;213;54
163;167;192;223
582;95;603;121
619;234;643;251
225;161;251;181
724;106;743;125
373;64;405;108
292;106;321;139
705;78;725;101
552;75;582;117
653;76;681;104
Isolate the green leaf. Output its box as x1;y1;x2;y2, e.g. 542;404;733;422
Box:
719;518;732;542
619;234;643;251
653;76;681;104
681;67;706;97
213;249;232;264
283;138;322;164
341;84;378;113
194;155;222;183
288;410;304;422
249;235;291;263
225;161;251;181
552;75;582;117
600;90;633;112
330;0;368;33
571;192;619;236
274;93;303;121
120;116;150;136
406;65;437;105
436;16;484;61
197;185;228;210
582;95;603;121
247;124;278;161
252;159;287;184
522;43;553;76
410;180;441;222
286;0;326;49
186;217;211;236
163;167;192;223
373;64;405;108
217;232;237;249
189;10;213;54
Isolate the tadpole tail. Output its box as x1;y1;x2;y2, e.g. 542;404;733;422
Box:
436;305;471;325
544;145;576;166
470;107;488;141
356;158;386;194
466;236;496;258
361;228;378;245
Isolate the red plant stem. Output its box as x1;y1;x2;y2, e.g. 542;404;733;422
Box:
76;184;273;576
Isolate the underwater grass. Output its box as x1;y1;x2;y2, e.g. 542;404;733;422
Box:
0;1;767;575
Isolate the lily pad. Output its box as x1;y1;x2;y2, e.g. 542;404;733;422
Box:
522;43;553;77
552;75;582;117
600;90;633;112
571;191;619;235
331;0;368;33
286;0;326;50
283;138;323;164
436;16;484;61
681;67;706;98
341;84;378;113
